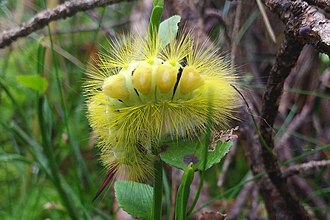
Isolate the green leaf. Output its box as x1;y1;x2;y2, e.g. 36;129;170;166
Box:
158;15;181;47
175;163;194;220
0;154;32;164
160;139;233;171
16;75;48;94
149;5;164;35
115;181;153;220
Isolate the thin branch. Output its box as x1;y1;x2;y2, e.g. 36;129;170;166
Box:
255;0;276;43
217;140;238;188
255;1;330;217
230;0;242;66
259;35;310;219
291;176;330;219
240;109;292;220
282;160;330;178
304;0;330;13
227;173;255;220
261;0;330;55
276;97;315;148
0;0;134;49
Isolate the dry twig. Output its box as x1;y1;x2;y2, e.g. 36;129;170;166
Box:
261;0;330;55
0;0;134;49
258;34;310;220
253;0;330;219
305;0;330;13
282;160;330;178
227;173;255;220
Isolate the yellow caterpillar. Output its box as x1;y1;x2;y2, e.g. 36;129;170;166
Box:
85;32;239;183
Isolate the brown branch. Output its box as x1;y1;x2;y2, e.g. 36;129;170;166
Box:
282;160;330;178
0;0;134;49
226;1;329;219
253;0;330;218
262;0;330;55
230;0;242;66
305;0;330;13
259;35;310;219
240;110;293;220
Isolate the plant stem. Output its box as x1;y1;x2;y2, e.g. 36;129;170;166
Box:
36;44;80;219
163;168;171;220
148;0;164;36
41;0;90;196
153;159;163;220
37;97;80;220
149;1;164;217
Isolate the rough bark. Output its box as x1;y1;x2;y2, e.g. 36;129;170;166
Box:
262;0;330;55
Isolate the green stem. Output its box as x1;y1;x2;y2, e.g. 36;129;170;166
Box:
36;44;79;219
43;8;90;196
175;163;194;220
37;97;80;220
153;159;163;220
163;168;171;220
186;137;209;215
187;171;204;216
148;0;164;36
149;1;164;218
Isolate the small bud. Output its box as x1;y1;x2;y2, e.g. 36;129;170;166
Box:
132;64;152;95
179;66;204;94
102;74;129;100
156;64;178;93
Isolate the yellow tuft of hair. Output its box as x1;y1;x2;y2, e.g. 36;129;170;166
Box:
85;31;239;182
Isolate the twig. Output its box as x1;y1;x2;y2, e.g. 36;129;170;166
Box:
282;160;330;178
256;3;330;217
230;0;242;66
276;97;315;148
304;0;330;13
255;0;276;43
258;33;310;219
240;109;292;219
290;176;330;219
246;185;262;220
261;0;330;55
227;173;255;220
0;0;134;49
217;140;238;188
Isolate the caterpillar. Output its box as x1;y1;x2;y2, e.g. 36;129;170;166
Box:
85;31;239;191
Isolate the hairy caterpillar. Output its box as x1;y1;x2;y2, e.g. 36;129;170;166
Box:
85;31;239;186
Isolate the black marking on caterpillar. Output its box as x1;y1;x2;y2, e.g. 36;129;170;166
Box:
134;88;140;97
172;67;183;99
180;57;188;66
